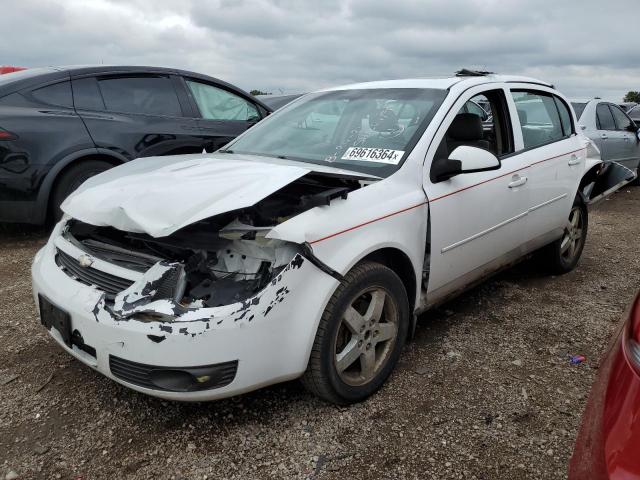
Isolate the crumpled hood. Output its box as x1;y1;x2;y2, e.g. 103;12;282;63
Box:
61;154;314;238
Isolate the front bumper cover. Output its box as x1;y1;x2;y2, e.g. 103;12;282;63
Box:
31;231;339;401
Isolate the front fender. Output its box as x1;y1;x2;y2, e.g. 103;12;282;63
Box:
267;174;428;308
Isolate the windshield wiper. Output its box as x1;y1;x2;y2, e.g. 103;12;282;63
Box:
218;149;234;153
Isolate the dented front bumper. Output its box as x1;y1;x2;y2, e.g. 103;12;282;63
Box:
31;229;339;401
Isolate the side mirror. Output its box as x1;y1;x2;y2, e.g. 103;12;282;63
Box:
431;146;500;183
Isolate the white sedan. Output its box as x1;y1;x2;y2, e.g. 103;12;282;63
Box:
32;72;634;404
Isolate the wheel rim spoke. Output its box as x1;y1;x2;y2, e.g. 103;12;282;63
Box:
364;290;386;324
570;209;580;228
360;348;376;379
336;338;361;372
560;235;571;254
376;322;396;343
342;306;366;334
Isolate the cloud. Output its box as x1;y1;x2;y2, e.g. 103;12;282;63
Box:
0;0;638;100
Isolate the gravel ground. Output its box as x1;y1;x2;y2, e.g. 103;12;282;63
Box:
1;188;639;480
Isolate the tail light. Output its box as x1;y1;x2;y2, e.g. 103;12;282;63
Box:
0;128;17;141
622;292;640;376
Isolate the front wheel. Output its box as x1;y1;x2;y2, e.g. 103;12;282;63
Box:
301;261;409;405
541;195;588;274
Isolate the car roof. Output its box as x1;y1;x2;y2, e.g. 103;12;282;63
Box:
0;65;271;111
322;74;552;92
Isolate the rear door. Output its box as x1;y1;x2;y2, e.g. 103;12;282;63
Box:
510;88;584;243
0;79;93;206
609;104;640;171
182;78;265;152
72;74;203;160
595;103;624;163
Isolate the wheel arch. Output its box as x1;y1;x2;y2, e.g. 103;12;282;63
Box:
36;149;126;224
360;247;418;332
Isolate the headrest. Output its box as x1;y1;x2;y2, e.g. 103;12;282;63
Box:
448;113;483;141
517;109;527;125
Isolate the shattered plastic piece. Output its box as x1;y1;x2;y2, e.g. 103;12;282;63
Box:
570;355;586;365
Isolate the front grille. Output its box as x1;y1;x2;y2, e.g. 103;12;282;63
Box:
55;249;135;299
109;355;238;392
76;238;159;272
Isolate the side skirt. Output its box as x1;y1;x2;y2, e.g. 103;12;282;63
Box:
416;228;562;314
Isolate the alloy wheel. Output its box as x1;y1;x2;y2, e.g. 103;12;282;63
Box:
333;287;399;386
560;206;584;262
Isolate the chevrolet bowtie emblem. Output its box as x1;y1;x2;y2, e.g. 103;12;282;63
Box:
77;254;94;268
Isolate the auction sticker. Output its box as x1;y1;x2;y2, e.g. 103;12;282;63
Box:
341;147;404;164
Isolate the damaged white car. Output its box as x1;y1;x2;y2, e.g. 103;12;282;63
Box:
32;71;636;404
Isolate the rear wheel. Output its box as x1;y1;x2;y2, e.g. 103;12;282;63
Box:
50;160;113;222
541;195;588;274
301;261;409;404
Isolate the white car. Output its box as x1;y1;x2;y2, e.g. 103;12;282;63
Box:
32;72;635;404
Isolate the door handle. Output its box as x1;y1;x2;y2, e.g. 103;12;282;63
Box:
508;175;528;188
568;154;580;166
601;133;608;139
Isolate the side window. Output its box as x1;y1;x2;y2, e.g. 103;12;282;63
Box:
435;89;513;161
30;81;72;108
511;91;564;149
186;80;259;121
72;77;105;111
596;104;616;131
610;105;633;131
553;96;573;137
97;76;182;117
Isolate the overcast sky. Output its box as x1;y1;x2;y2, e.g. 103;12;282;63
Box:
1;0;637;101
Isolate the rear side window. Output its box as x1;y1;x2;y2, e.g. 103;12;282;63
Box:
97;76;182;117
596;104;616;130
610;105;633;131
186;80;259;121
30;81;72;108
511;91;564;149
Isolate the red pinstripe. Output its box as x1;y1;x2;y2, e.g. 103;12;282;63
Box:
309;147;587;244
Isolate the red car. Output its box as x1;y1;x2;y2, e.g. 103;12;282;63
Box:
570;291;640;479
0;66;26;74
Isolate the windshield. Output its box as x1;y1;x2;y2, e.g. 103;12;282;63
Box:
224;88;447;177
571;102;587;120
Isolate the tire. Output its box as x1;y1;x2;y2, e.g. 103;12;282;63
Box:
541;195;588;275
50;160;113;223
301;261;410;405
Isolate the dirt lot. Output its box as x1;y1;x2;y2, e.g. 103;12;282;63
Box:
1;188;639;480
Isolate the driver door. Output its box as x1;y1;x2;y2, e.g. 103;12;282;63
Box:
424;87;530;301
